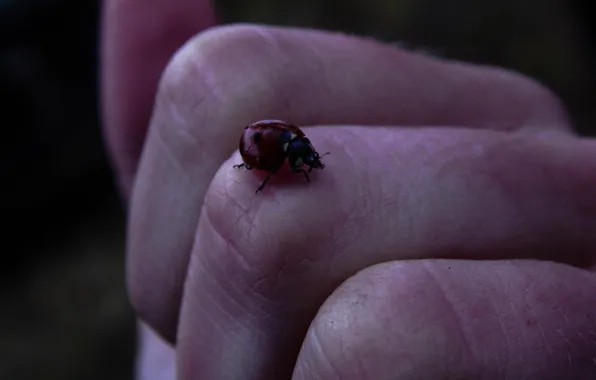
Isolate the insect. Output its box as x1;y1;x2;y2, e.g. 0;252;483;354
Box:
233;119;329;193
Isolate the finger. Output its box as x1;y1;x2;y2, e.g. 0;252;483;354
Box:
177;126;596;379
292;260;596;380
100;0;216;196
128;24;573;341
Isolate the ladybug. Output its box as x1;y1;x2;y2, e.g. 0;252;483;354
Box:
233;120;329;193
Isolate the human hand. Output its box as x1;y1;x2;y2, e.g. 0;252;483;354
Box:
102;4;596;379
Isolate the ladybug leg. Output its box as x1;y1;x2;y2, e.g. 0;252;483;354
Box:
233;163;253;170
302;170;311;182
307;162;325;173
307;152;329;172
256;175;272;193
292;168;311;183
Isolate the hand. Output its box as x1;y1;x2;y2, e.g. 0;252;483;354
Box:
102;4;596;379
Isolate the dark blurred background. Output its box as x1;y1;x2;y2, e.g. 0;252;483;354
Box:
1;0;594;379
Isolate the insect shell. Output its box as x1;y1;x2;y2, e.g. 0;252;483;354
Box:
233;120;329;193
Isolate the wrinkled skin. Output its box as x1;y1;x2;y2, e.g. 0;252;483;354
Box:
102;1;596;379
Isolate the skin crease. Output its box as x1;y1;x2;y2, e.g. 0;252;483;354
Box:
101;1;596;379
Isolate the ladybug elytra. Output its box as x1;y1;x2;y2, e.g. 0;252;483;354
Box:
233;120;329;193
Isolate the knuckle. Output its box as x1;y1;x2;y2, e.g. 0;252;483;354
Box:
486;65;571;129
200;186;304;303
199;166;335;306
517;78;570;128
149;23;300;174
157;23;292;125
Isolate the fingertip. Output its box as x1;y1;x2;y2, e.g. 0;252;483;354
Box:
293;260;596;380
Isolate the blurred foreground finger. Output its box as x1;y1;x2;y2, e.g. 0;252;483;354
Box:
293;260;596;380
101;0;215;195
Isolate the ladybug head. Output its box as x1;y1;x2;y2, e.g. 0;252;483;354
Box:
285;136;328;170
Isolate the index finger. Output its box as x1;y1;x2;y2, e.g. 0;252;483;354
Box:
177;126;596;379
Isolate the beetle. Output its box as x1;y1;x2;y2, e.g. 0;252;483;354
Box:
233;120;329;193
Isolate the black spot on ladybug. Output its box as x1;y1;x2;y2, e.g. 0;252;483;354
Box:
252;132;262;144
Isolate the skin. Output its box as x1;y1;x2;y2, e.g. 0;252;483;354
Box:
102;1;596;379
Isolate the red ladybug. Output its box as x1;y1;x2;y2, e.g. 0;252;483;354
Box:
233;120;329;193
